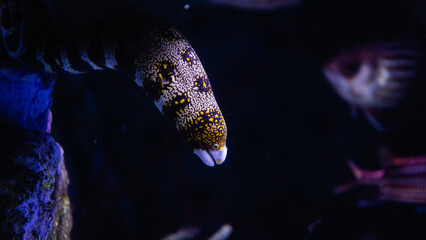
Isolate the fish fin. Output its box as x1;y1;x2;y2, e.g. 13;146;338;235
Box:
334;160;383;194
162;226;200;240
348;159;385;180
348;159;366;180
333;181;359;194
334;160;386;196
362;107;387;133
307;218;322;234
207;224;233;240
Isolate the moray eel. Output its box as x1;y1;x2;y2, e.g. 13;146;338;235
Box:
0;0;228;166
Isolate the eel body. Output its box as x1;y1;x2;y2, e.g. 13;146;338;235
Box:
0;0;228;166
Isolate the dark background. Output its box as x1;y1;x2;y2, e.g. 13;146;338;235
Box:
46;0;426;239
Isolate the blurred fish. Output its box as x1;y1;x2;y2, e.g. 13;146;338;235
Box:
323;41;421;132
161;226;200;240
335;149;426;205
307;218;322;234
207;0;302;10
161;224;233;240
207;224;233;240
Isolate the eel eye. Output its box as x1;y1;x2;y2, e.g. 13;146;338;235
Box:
213;143;219;150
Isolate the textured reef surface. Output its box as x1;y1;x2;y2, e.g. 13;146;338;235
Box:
0;63;72;239
0;66;55;133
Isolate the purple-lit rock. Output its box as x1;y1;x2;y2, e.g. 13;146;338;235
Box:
0;65;55;133
0;63;72;239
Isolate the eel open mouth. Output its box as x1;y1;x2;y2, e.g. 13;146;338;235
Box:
194;146;228;167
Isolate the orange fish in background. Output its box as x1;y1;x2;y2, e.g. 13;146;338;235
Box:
323;41;421;132
335;149;426;205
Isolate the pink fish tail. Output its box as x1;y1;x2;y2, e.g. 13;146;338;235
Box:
347;160;385;180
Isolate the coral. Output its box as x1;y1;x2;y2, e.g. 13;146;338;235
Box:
0;65;55;133
0;123;72;239
0;63;71;239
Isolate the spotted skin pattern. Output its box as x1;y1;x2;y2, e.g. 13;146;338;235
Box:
0;0;228;165
182;108;226;150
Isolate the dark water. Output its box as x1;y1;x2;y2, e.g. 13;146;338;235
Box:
51;0;426;239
